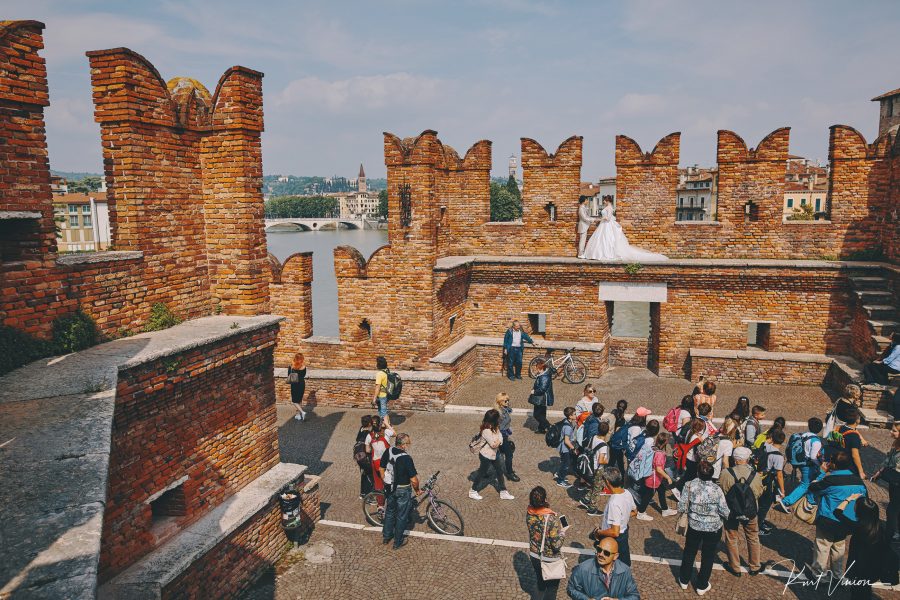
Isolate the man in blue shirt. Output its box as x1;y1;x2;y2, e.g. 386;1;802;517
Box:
502;320;534;380
567;536;641;600
863;333;900;385
556;407;577;488
808;450;867;578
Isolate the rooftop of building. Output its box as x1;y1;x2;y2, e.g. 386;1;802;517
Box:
872;86;900;101
51;192;101;205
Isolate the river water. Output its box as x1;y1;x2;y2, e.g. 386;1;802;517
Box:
265;230;648;338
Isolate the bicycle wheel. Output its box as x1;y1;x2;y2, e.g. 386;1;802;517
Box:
362;491;385;526
527;356;543;379
563;357;587;384
426;500;464;536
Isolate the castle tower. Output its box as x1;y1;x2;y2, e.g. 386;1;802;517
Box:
508;154;518;178
358;163;367;193
872;87;900;137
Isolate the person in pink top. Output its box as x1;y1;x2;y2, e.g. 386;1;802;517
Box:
636;432;678;520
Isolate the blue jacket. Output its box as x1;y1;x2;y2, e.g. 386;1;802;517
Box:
503;328;534;352
809;469;867;526
583;415;600;445
533;371;554;407
567;558;640;600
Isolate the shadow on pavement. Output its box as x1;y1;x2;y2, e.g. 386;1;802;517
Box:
277;409;345;475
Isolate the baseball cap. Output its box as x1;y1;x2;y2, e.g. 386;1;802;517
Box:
732;447;752;461
635;407;651;418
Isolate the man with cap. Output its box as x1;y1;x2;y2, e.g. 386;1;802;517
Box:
567;536;641;600
718;446;764;576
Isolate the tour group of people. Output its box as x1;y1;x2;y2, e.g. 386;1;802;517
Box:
286;345;900;599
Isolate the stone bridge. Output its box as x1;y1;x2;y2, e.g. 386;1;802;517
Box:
264;217;366;231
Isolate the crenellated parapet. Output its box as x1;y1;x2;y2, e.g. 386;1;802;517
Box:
615;133;680;166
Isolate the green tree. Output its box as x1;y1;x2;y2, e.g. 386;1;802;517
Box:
787;202;815;221
505;175;520;200
378;189;388;219
491;185;522;222
264;195;338;219
68;176;102;194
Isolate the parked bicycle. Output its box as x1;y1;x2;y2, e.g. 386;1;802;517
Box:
362;471;464;536
527;348;587;384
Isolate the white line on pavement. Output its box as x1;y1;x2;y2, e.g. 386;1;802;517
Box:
316;517;900;589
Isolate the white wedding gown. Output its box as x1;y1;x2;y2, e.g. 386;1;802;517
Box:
583;205;668;262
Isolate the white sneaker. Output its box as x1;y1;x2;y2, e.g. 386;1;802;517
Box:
661;509;678;517
696;582;711;596
636;512;654;521
293;413;303;421
468;490;483;500
500;490;515;500
678;579;689;590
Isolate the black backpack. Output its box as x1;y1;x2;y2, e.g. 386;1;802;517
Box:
545;420;566;448
576;441;606;480
724;467;758;522
383;369;403;400
675;421;691;445
353;440;370;470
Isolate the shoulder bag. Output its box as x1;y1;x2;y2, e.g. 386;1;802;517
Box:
539;514;567;580
791;495;818;525
528;392;546;406
287;367;300;384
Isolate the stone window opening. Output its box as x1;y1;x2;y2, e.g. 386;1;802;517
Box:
149;480;187;539
527;313;547;336
0;218;41;265
746;321;773;351
359;319;372;340
544;202;557;222
448;315;457;334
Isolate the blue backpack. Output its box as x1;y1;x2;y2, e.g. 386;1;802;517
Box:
627;444;655;481
787;432;814;467
625;431;647;462
609;425;630;451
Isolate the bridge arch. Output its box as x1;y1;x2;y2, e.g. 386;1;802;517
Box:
265;222;312;232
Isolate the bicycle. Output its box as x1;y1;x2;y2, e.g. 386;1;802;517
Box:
528;348;587;384
362;471;464;536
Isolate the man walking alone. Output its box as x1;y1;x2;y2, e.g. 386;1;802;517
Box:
380;433;419;550
503;320;534;380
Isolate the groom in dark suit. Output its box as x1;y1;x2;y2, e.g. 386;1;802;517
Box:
503;320;534;380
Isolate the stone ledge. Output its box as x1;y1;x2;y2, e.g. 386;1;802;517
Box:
484;221;524;226
98;463;306;599
275;367;451;383
673;221;721;226
434;255;888;271
429;335;606;365
689;348;833;364
781;220;833;225
0;210;42;219
57;251;144;266
301;336;343;345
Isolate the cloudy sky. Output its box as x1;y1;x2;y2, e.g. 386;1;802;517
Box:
5;0;898;179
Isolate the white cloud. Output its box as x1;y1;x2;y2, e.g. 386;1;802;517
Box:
275;73;446;112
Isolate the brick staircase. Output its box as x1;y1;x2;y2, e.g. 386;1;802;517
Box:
851;275;898;426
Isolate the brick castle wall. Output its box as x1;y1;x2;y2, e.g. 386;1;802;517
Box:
608;337;649;368
99;324;280;581
690;354;831;386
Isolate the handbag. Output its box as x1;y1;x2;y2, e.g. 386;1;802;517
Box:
539;514;567;580
287;368;300;384
528;392;546;407
792;495;818;525
675;481;690;536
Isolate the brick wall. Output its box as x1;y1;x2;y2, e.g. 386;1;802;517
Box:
689;353;832;386
161;475;320;600
99;324;280;581
276;373;449;412
608;336;649;368
270;252;313;364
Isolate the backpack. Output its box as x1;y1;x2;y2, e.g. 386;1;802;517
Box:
625;431;647;462
694;434;721;465
545;420;567;448
469;432;486;454
627;444;655;481
580;416;599;452
674;436;703;470
743;417;760;447
751;446;782;482
609;425;630;451
576;441;606;481
574;424;585;448
382;369;403;401
353;440;370;470
369;434;387;460
675;421;691;445
787;432;814;467
724;467;758;522
823;428;860;463
663;405;682;433
751;431;768;449
382;448;402;491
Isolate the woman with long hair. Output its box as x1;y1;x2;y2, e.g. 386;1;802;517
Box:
470;408;515;500
732;396;751;424
673;419;708;495
835;494;900;599
526;486;566;599
288;352;307;421
677;394;695;429
713;418;739;481
872;422;900;541
531;359;554;434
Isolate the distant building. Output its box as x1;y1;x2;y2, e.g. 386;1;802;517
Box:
337;163;376;218
508;154;518;179
596;177;616;216
357;163;367;193
50;175;67;195
676;166;717;221
783;156;829;220
53;192;111;251
872;86;900;137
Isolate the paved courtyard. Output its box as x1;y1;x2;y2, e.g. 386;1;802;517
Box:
243;372;898;600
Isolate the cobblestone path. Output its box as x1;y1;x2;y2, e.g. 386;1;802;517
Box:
243;377;897;600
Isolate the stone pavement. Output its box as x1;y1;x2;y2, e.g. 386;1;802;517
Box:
450;366;837;424
242;394;898;600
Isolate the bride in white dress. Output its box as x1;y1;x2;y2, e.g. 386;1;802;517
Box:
582;198;668;262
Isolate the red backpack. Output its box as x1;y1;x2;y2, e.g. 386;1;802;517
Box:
674;436;703;470
663;405;682;433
